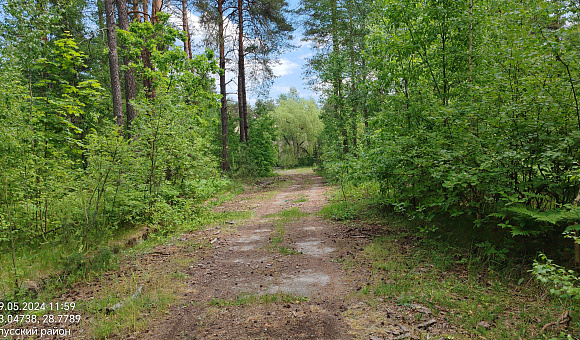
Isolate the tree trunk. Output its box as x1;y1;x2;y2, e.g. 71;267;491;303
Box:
4;187;19;290
117;0;137;131
97;0;105;30
182;0;192;59
441;14;448;106
141;0;155;99
349;39;357;149
151;0;162;24
132;0;140;21
237;73;245;142
105;0;124;128
242;75;249;142
237;0;248;142
142;0;149;21
141;49;154;99
219;0;230;171
352;113;357;148
331;0;347;155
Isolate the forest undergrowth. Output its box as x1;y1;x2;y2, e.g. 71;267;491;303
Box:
0;180;244;300
321;177;580;339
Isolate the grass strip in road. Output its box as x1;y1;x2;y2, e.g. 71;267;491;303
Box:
267;207;308;255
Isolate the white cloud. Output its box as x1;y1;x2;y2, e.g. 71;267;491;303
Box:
300;41;313;49
271;85;291;95
167;4;237;48
291;35;312;49
272;59;300;77
247;97;257;106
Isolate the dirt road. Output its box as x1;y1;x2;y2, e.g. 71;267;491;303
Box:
109;169;452;340
142;169;368;339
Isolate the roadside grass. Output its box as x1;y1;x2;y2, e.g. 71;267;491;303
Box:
0;245;121;304
266;207;309;220
209;292;308;307
320;180;382;222
361;229;580;339
81;253;192;339
278;246;302;255
0;181;250;294
270;224;285;246
204;186;245;209
321;186;580;339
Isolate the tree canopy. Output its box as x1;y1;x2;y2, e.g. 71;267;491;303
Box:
273;88;323;167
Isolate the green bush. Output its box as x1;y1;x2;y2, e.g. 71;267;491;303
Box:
231;101;278;177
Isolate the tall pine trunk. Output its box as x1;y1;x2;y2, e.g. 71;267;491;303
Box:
349;38;357;150
219;0;230;171
117;0;137;131
151;0;162;23
237;0;249;142
182;0;192;59
132;0;140;21
104;0;123;128
141;0;155;99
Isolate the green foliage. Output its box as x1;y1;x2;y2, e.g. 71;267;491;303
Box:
0;6;226;295
320;202;356;221
533;253;580;299
271;207;308;219
306;0;580;262
474;241;509;263
273;88;323;168
231;100;278;177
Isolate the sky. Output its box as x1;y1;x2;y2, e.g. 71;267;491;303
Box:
267;0;318;103
269;35;316;103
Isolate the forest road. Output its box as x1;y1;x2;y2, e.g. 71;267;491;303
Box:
140;169;371;339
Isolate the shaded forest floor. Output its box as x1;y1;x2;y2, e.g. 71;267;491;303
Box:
6;169;578;339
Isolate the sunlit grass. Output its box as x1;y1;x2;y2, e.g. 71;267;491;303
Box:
266;207;308;220
275;167;314;175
